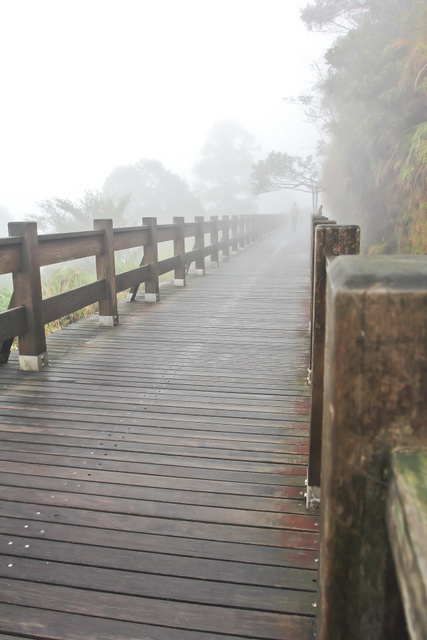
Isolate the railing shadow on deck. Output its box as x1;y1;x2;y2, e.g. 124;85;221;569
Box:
307;215;427;640
0;213;284;371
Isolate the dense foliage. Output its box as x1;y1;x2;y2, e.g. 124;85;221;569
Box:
302;0;426;252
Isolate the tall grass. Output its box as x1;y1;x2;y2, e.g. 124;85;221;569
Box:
41;265;98;334
0;287;12;312
0;245;177;345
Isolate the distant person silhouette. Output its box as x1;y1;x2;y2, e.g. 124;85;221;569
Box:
290;202;299;231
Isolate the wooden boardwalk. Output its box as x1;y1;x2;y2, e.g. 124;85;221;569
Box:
0;222;318;640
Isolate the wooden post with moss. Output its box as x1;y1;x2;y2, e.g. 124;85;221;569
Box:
387;448;427;640
318;254;427;640
94;219;118;326
9;221;48;371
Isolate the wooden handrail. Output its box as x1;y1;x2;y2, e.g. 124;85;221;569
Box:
0;237;23;275
0;213;284;370
113;226;150;251
115;264;151;294
38;230;104;267
0;305;26;343
42;279;107;325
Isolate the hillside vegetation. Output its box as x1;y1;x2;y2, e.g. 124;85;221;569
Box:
302;0;426;253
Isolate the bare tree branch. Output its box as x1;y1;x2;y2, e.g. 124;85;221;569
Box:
251;151;322;213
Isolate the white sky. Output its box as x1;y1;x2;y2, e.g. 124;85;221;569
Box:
0;0;332;222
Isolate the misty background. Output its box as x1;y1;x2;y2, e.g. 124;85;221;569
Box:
1;0;425;255
0;0;331;234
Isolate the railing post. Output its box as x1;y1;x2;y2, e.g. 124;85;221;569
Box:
94;219;118;326
173;216;186;287
210;215;219;267
308;216;335;380
310;215;331;315
194;216;205;275
231;215;239;254
221;215;230;261
8;221;48;371
307;224;360;510
245;215;251;243
253;213;263;241
244;215;251;245
249;214;256;243
318;254;427;640
238;215;245;250
143;217;159;301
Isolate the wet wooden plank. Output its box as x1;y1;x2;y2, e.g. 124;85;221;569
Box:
0;554;315;614
0;440;308;475
0;486;317;530
0;604;247;640
0;531;317;585
0;419;309;444
0;579;314;640
0;515;318;564
0;431;309;464
0;460;306;498
0;449;307;484
0;472;307;513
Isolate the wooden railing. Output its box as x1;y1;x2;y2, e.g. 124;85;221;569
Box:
307;216;427;639
0;213;284;370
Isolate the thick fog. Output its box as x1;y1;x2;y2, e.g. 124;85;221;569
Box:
0;0;331;232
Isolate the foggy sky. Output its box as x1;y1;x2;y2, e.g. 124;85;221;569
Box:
0;0;331;224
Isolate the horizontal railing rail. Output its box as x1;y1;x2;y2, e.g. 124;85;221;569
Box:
0;213;284;370
307;216;427;640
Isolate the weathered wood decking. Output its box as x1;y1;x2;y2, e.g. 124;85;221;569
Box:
0;223;318;640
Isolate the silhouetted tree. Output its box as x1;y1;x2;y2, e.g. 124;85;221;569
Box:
104;159;204;225
193;120;258;216
27;190;130;234
301;0;387;32
252;152;321;213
